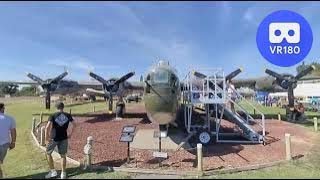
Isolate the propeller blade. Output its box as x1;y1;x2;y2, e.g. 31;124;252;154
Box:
115;71;135;85
295;65;315;80
27;73;44;84
265;69;284;80
225;68;243;81
192;71;207;79
89;72;109;85
50;72;68;84
193;68;242;81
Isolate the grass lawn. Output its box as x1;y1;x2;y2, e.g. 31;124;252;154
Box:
237;100;320;119
1;97;319;179
2;97;129;179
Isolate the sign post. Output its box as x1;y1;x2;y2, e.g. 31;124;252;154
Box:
119;126;136;164
153;130;168;167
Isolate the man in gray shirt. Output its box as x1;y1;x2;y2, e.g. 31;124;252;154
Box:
0;103;16;178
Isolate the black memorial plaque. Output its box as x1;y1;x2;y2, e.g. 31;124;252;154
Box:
119;133;134;142
122;126;136;134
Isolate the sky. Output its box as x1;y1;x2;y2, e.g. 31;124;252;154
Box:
0;1;319;82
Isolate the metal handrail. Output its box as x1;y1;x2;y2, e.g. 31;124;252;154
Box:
182;69;227;134
225;86;265;137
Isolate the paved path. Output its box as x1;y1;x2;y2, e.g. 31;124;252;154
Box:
131;129;191;150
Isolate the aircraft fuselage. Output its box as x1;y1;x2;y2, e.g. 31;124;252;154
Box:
143;61;181;125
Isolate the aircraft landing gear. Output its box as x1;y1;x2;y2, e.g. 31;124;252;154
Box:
116;97;125;119
189;128;212;147
116;104;125;118
286;106;295;122
197;130;211;146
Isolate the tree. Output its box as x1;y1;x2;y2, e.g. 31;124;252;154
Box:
16;85;38;96
0;83;18;96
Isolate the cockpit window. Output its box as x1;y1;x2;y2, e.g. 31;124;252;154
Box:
152;70;169;83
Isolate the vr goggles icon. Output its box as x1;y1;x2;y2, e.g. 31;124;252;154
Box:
269;22;300;43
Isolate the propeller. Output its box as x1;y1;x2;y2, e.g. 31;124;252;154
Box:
264;65;315;109
89;72;109;85
88;71;135;113
295;65;315;80
8;84;18;94
192;68;243;88
225;68;243;82
50;72;68;84
192;71;207;79
27;73;45;84
265;69;285;81
1;83;19;95
26;71;68;109
115;72;135;85
193;68;242;82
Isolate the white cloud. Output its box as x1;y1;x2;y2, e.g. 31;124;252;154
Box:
98;3;206;74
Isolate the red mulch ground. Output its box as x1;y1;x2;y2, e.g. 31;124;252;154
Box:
35;103;317;171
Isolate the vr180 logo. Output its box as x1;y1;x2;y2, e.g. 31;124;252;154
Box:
256;10;313;67
269;23;300;55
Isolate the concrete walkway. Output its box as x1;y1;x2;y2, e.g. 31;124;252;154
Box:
131;129;191;151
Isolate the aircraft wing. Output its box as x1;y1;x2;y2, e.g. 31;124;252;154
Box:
0;81;38;85
128;81;144;91
298;74;320;81
232;78;258;89
77;81;103;90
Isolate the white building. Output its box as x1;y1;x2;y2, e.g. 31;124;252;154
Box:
269;80;320;102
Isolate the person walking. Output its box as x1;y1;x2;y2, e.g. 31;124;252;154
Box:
45;102;76;179
0;103;16;179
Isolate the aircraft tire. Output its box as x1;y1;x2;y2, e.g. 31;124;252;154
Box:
196;130;212;146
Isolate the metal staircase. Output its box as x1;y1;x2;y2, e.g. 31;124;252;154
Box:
181;68;265;144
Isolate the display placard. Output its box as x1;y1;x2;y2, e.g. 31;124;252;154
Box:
122;126;136;134
119;133;134;142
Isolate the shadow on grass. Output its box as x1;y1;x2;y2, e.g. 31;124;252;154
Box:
63;101;98;108
32;112;150;122
249;113;320;121
12;164;122;179
95;158;128;167
11;167;84;179
294;119;318;128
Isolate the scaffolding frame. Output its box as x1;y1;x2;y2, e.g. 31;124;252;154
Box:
182;68;265;144
182;68;226;134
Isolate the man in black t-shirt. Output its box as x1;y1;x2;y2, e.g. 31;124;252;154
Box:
44;102;76;179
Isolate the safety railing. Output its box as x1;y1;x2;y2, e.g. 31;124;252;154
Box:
222;85;265;137
182;69;227;105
